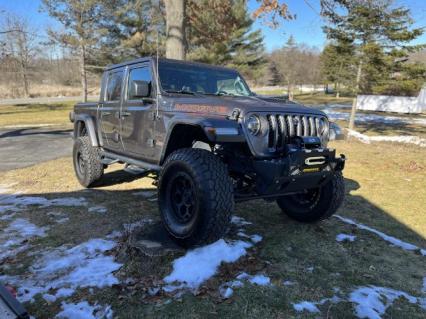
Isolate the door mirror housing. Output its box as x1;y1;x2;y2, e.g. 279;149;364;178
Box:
130;80;151;99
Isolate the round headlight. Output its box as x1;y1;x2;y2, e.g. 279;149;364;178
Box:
247;115;261;135
318;118;329;135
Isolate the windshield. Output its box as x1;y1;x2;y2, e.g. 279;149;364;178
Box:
158;61;252;96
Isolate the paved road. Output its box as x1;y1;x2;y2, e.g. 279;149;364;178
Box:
0;127;73;171
0;96;97;105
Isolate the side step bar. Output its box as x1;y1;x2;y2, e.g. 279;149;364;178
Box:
102;151;161;172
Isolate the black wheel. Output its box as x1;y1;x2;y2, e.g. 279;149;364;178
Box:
276;172;344;223
73;136;104;187
158;148;234;247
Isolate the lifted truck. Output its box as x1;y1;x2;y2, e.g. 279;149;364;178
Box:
70;57;345;247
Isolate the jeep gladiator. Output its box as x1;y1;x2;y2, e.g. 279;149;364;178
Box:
70;57;346;247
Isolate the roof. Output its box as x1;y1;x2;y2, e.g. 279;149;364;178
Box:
104;57;234;72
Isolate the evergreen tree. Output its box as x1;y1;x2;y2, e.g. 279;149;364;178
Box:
186;0;266;83
321;0;424;129
320;39;356;97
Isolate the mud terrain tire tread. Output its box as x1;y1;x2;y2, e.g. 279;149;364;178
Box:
158;148;234;247
73;136;104;188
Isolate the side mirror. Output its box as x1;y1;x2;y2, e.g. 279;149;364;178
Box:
130;80;150;99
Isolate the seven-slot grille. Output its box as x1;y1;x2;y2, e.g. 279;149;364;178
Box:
266;114;325;149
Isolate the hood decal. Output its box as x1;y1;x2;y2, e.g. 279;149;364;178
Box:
175;103;228;114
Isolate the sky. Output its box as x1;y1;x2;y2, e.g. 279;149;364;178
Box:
1;0;425;52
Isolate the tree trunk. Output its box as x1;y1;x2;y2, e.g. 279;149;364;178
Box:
79;44;88;102
336;82;340;99
348;60;363;131
165;0;186;60
19;60;30;98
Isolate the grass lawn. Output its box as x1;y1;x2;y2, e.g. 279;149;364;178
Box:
0;138;425;318
0;102;75;128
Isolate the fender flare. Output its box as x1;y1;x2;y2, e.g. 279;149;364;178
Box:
73;114;99;147
160;115;245;164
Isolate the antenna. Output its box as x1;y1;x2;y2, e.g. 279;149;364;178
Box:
155;28;160;119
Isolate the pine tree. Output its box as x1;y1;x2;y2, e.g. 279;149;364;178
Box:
186;0;266;82
321;0;424;129
320;39;356;97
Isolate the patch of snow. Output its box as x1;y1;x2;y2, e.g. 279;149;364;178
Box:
0;218;48;262
323;108;426;127
43;293;57;303
236;272;271;286
56;301;113;319
349;286;419;319
88;206;107;214
219;286;234;299
148;287;160;296
1;238;122;303
123;218;154;232
293;301;320;313
0;187;87;215
336;233;356;242
306;266;314;273
347;129;426;147
335;215;426;256
250;234;263;243
231;216;252;226
164;239;252;290
56;217;70;224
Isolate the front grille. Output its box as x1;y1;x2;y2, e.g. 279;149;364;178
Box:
266;114;324;149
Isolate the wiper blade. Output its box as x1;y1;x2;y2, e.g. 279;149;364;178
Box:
165;89;196;95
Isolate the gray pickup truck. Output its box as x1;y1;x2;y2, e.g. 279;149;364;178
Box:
70;57;345;247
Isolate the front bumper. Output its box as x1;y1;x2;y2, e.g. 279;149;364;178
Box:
252;148;345;196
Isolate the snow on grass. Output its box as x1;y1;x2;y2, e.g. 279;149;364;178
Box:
323;108;426;126
293;294;342;313
283;280;295;286
335;215;426;256
293;301;320;313
0;238;122;302
0;218;48;262
336;233;356;242
236;272;271;286
349;286;421;319
231;215;252;226
0;186;87;215
346;129;426;147
164;239;253;290
88;206;107;214
56;301;113;319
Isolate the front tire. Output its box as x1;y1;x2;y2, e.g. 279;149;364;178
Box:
276;172;344;222
158;148;234;247
73;136;104;188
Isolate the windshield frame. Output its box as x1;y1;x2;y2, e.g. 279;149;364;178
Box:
156;60;255;97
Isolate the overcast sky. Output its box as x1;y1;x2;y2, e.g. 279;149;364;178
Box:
1;0;425;52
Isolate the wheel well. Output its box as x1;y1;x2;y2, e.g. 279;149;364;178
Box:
76;121;87;137
162;124;210;164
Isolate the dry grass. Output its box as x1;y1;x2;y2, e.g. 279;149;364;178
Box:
0;102;75;128
0;137;425;318
0;84;99;99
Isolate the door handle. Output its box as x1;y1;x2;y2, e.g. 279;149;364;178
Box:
120;111;131;118
102;111;112;116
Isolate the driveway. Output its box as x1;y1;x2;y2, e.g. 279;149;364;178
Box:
0;127;73;171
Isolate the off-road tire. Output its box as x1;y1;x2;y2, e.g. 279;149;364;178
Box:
158;148;234;247
276;172;344;223
73;136;104;188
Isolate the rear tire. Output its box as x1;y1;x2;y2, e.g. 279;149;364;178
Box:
158;148;234;247
73;136;104;187
276;172;344;222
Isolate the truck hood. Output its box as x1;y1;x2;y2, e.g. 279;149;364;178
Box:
167;94;326;118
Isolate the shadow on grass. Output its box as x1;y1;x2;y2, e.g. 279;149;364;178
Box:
1;173;425;318
0;128;72;138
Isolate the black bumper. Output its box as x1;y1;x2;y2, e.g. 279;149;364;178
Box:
252;148;345;196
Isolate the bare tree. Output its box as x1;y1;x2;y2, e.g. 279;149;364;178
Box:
0;14;37;97
41;0;103;102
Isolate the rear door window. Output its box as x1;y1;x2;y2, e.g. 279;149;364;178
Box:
105;70;124;101
128;66;152;100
